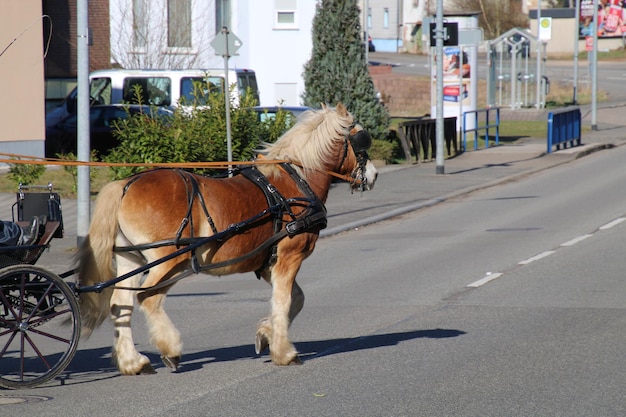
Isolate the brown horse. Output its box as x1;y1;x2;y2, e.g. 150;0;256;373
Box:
77;103;378;375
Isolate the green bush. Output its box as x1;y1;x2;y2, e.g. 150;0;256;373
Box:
369;139;397;164
106;85;296;180
7;159;46;186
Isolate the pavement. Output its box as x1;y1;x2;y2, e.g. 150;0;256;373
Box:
2;69;626;275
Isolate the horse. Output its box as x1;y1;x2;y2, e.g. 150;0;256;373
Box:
77;103;378;375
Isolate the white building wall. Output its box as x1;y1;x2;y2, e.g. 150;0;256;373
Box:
110;0;316;106
245;0;316;106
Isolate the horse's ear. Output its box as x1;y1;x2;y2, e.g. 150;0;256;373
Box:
321;103;327;110
336;102;347;116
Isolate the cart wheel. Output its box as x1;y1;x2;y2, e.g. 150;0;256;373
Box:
0;265;80;389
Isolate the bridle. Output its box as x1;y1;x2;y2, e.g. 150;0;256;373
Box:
336;124;372;192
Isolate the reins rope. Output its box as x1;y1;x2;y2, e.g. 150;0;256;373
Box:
0;152;361;184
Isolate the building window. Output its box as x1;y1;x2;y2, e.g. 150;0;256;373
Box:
216;0;231;32
133;0;147;50
383;8;389;29
168;0;191;48
274;0;297;29
368;7;372;29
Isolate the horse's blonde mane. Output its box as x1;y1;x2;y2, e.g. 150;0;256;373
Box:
259;104;354;173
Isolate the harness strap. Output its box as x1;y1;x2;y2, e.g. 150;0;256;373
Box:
113;165;327;289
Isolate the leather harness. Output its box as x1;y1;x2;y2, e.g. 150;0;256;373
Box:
113;164;327;292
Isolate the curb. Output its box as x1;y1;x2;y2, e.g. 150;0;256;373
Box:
320;142;611;238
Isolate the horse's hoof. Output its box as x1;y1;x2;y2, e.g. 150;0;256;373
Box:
161;355;180;371
137;363;157;375
255;333;269;355
289;355;303;365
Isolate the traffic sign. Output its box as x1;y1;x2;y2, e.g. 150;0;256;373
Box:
211;29;242;57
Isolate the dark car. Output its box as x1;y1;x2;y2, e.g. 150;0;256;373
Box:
253;106;312;124
45;104;172;157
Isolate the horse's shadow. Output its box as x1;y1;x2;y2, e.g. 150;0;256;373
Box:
178;327;465;372
60;328;465;383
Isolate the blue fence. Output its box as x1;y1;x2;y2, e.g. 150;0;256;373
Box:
547;107;581;153
462;108;500;151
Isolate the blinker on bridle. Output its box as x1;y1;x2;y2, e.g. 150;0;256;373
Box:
344;125;372;192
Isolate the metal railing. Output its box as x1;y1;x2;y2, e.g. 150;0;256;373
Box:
462;107;500;151
397;117;458;163
547;107;581;154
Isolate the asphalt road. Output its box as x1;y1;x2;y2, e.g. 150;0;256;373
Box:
3;132;626;415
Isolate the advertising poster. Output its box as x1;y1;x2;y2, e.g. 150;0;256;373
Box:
430;15;478;132
580;0;626;38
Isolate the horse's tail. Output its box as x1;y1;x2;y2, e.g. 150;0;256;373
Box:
77;180;126;337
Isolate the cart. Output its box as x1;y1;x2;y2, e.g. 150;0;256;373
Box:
0;184;80;389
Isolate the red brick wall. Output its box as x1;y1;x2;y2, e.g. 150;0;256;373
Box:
369;66;431;118
44;0;111;78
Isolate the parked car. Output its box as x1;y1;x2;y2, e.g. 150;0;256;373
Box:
45;104;172;157
253;106;312;124
46;68;259;129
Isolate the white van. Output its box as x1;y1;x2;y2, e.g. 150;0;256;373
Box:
45;68;259;128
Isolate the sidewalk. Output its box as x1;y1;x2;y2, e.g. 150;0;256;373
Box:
2;105;625;274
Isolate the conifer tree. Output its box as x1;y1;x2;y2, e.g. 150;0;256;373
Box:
302;0;389;140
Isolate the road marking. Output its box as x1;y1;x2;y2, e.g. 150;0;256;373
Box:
467;272;503;288
561;234;593;247
519;251;555;265
599;217;625;230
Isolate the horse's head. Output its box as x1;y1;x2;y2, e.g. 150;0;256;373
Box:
260;102;378;192
344;123;378;192
328;103;377;192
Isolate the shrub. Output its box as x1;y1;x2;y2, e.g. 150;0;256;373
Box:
369;139;397;164
7;159;46;186
106;84;297;180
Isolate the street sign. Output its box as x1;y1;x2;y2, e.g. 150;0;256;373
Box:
211;29;242;57
429;22;458;46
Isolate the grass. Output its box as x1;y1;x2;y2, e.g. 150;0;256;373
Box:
0;166;112;198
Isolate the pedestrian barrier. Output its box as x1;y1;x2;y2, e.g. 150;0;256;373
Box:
547;107;581;154
462;107;500;151
397;116;458;163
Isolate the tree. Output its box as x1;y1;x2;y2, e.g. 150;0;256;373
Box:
109;0;218;69
302;0;389;141
450;0;529;40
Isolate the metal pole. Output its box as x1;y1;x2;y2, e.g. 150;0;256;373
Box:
573;0;580;104
535;0;542;109
591;0;598;130
222;27;233;164
76;0;90;245
435;0;444;174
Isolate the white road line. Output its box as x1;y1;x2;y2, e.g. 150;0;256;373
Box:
599;218;626;230
561;234;593;247
518;251;556;265
467;272;503;288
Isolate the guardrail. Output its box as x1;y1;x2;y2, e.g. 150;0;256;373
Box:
397;116;458;163
547;107;581;154
462;108;500;151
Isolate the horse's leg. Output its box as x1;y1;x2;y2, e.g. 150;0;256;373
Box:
256;250;306;365
110;254;155;375
136;261;184;371
255;278;304;356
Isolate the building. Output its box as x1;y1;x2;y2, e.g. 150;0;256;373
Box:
0;2;47;156
108;0;316;107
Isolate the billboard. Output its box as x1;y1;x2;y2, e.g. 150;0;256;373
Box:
580;0;626;38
